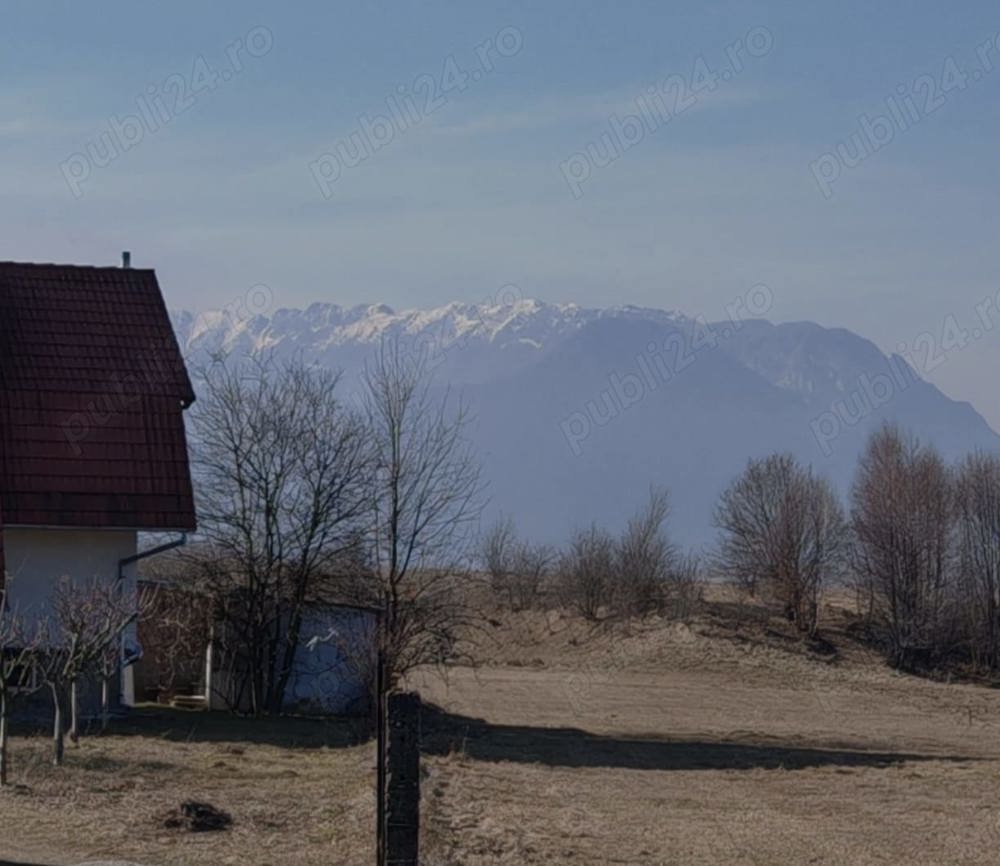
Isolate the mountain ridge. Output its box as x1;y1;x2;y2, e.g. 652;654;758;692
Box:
173;298;1000;547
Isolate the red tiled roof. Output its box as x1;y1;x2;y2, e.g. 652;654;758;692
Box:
0;262;196;531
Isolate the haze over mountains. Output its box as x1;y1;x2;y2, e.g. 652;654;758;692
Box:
173;299;1000;549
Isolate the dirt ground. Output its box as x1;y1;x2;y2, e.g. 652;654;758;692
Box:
6;593;1000;865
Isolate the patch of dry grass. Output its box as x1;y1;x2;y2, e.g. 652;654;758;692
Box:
1;709;375;866
414;664;1000;865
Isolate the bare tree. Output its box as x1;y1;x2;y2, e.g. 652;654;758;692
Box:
190;355;371;715
362;340;485;688
480;517;517;592
953;452;1000;671
479;516;553;611
714;453;847;635
615;487;677;617
0;593;46;787
664;553;704;621
851;426;955;670
43;577;145;765
94;583;156;731
557;525;616;621
506;541;554;612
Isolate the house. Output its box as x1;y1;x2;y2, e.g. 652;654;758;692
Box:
0;257;196;706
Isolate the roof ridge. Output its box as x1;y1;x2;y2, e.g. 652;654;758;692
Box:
0;260;155;272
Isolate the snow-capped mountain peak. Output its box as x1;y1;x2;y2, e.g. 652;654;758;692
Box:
173;297;999;546
173;297;692;368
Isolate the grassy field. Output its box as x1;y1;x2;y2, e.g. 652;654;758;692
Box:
0;710;376;866
5;593;1000;865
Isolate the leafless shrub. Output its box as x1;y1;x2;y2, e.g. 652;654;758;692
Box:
495;489;700;624
713;453;848;636
663;553;704;621
557;525;616;621
480;517;516;587
508;542;555;611
479;517;554;611
614;487;677;618
953;451;1000;672
851;426;956;670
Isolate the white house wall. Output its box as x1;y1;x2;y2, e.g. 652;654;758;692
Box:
2;527;140;706
3;528;139;617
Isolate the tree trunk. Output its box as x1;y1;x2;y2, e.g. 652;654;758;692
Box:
0;689;8;787
69;679;79;744
101;677;110;732
51;683;65;767
204;624;215;711
271;603;306;716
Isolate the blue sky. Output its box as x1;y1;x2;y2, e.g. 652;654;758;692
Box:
4;0;1000;427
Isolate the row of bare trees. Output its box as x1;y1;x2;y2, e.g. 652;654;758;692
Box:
851;426;1000;672
712;425;1000;673
954;452;1000;670
479;517;554;612
480;488;703;623
186;342;483;715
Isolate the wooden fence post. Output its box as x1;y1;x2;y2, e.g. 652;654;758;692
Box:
385;691;421;865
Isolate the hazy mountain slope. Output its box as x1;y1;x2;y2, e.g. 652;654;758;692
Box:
173;300;1000;548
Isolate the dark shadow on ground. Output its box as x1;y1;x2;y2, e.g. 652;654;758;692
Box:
0;861;57;866
11;705;371;750
421;703;973;772
118;705;372;749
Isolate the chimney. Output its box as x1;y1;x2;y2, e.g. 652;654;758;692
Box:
121;250;131;269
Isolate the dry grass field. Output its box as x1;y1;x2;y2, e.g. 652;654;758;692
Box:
6;591;1000;865
0;710;376;866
